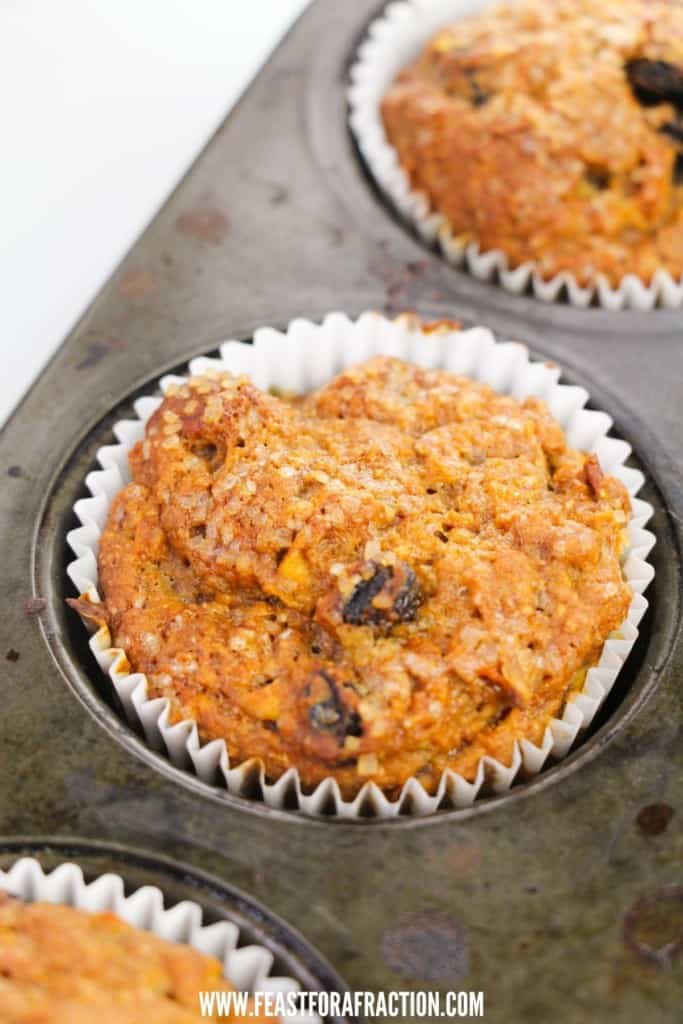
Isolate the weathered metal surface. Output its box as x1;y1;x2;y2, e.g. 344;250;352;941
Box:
0;2;681;1022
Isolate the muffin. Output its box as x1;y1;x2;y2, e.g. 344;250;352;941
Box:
0;893;272;1022
70;354;632;800
380;0;683;287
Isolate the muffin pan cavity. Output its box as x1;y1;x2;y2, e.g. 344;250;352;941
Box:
34;320;673;823
0;838;353;1023
347;0;683;310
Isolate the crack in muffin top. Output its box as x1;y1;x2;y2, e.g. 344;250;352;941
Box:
71;356;632;799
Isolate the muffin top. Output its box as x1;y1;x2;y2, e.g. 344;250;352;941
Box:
72;356;632;799
380;0;683;286
0;894;271;1023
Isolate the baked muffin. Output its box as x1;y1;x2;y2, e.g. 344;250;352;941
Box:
70;356;632;799
380;0;683;287
0;893;272;1022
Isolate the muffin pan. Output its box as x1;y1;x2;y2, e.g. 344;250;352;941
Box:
1;0;682;1020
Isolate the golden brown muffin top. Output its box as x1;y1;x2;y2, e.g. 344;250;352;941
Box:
381;0;683;285
0;894;272;1023
72;356;632;798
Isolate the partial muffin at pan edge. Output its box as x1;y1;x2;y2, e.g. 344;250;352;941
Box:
0;857;318;1023
351;0;683;308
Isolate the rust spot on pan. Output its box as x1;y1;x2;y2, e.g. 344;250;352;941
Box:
636;803;675;836
623;887;683;967
175;207;229;244
118;269;156;297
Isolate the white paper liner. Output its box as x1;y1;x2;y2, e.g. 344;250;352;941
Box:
0;857;319;1023
348;0;683;310
66;312;656;818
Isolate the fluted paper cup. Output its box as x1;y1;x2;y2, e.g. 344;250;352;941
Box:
0;856;319;1023
348;0;683;311
66;312;656;818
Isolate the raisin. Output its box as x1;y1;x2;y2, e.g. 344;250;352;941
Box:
342;561;422;630
585;166;611;191
465;70;490;107
661;119;683;183
470;81;489;107
675;152;683;185
662;121;683;144
626;60;683;108
307;670;363;743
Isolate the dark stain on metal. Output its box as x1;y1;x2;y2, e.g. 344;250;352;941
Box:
7;465;23;478
25;597;46;616
118;269;156;297
76;341;111;371
324;221;345;247
269;184;289;206
381;910;469;983
175;207;229;244
242;173;290;207
637;803;675;836
5;649;19;663
623;888;683;967
368;244;433;314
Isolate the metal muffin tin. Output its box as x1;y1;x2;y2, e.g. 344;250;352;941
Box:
1;1;681;1020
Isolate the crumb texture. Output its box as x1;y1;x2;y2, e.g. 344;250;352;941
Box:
381;0;683;286
0;895;270;1022
74;357;632;798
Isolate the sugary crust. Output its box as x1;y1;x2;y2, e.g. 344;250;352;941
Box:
380;0;683;286
73;356;632;799
0;894;270;1022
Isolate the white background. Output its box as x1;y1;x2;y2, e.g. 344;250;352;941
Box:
0;0;311;426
